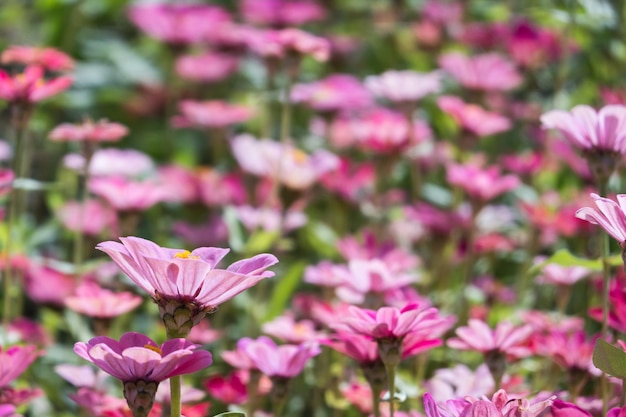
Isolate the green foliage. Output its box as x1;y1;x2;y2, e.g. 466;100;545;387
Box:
593;339;626;380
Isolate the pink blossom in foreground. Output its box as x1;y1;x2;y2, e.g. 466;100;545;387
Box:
96;236;278;326
175;51;239;83
447;319;533;359
541;104;626;153
438;52;522;91
0;345;40;387
446;162;520;202
425;390;555;417
172;100;254;129
365;70;442;103
437;96;512;137
56;199;117;236
291;74;372;113
1;46;74;71
64;281;143;319
127;3;231;45
240;0;326;26
89;177;166;212
49;119;128;142
575;193;626;244
74;333;212;415
231;134;340;189
246;28;330;62
0;66;72;103
239;336;321;378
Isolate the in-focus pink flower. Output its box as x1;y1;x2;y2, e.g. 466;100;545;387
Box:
447;319;533;359
446;162;520;203
438;52;522;91
49;119;128;142
96;236;278;334
576;193;626;244
89;177;165;212
437;96;511;137
246;28;330;62
231;134;340;190
365;70;442;103
127;3;231;45
2;46;74;71
64;281;143;319
240;0;326;26
291;74;372;113
172;100;254;129
74;333;212;416
175;52;239;83
56;199;117;236
0;66;72;103
0;345;40;388
238;336;321;378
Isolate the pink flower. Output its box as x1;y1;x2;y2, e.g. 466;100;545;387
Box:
96;236;278;331
74;333;212;415
246;28;330;62
365;70;442;103
0;404;18;417
65;148;155;178
204;372;248;405
0;66;72;103
321;333;379;364
64;281;143;319
238;336;321;378
127;3;231;45
535;262;591;286
446;162;520;202
172;100;254;129
234;205;307;233
89;177;165;212
23;261;76;306
535;330;599;375
240;0;326;26
175;52;239;83
438;52;522;91
2;46;74;71
541;105;626;153
319;158;375;202
187;320;222;345
196;168;246;207
291;74;372;112
437;96;511;137
262;313;326;343
425;390;555;417
425;364;494;402
56;199;117;236
551;400;592;417
575;193;626;243
49;119;128;142
155;165;200;204
0;345;40;388
231;134;340;189
447;319;533;358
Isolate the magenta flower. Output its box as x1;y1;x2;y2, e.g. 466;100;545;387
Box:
0;65;72;104
96;236;278;336
425;390;555;417
576;193;626;244
2;45;74;71
365;70;442;104
64;281;143;319
437;96;512;137
0;345;40;388
49;119;128;142
438;52;522;91
238;336;321;378
172;100;254;129
74;332;212;416
0;404;18;417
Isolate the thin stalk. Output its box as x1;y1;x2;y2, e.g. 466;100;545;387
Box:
598;180;610;417
621;378;626;407
385;364;396;417
169;375;182;417
372;385;382;417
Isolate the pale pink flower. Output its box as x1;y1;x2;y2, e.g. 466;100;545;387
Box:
55;364;109;388
262;313;326;343
291;74;372;112
2;46;74;71
447;319;533;358
246;28;330;62
6;318;51;347
172;100;254;129
234;205;307;233
196;168;246;207
541;105;626;153
446;162;520;202
437;96;511;137
231;134;340;189
535;262;591;286
89;177;165;212
56;199;117;236
0;345;40;387
425;364;494;402
0;66;71;103
65;148;155;178
575;193;626;243
175;51;239;83
127;3;231;45
187;320;222;345
49;119;128;142
239;336;321;378
365;70;442;103
438;52;522;91
155;164;199;204
23;262;76;306
96;236;278;326
240;0;326;26
340;380;373;413
64;281;143;319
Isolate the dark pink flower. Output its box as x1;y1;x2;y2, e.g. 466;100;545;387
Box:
175;52;239;83
240;0;326;26
0;345;40;387
238;336;321;378
172;100;254;129
204;372;248;405
438;96;511;137
2;46;74;71
49;119;128;142
0;66;71;103
64;281;143;319
438;52;522;91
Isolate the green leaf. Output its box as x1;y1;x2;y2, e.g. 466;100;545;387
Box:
243;230;280;254
527;249;602;275
299;221;339;259
212;412;246;417
224;206;244;253
592;339;626;379
263;261;306;322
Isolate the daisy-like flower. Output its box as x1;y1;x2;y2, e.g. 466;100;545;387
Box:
172;100;254;129
365;70;442;104
239;336;321;379
0;345;40;388
96;236;278;337
576;193;626;246
438;52;522;91
2;45;74;71
64;281;143;319
74;332;212;417
0;65;72;104
49;119;128;143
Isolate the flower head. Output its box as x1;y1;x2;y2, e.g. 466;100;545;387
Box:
49;119;128;142
575;193;626;244
365;70;442;103
0;66;72;104
2;46;74;71
172;100;254;129
0;345;40;388
64;281;143;319
238;336;321;378
438;96;511;137
438;52;522;91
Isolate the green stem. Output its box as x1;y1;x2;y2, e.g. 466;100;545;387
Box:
621;377;626;407
372;385;382;417
169;375;181;417
385;364;396;417
598;181;610;417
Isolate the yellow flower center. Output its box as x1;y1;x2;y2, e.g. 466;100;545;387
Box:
174;250;199;260
291;149;309;164
143;344;162;355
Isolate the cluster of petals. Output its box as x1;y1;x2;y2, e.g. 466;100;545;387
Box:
196;168;246;207
447;319;533;359
88;176;166;212
552;400;626;417
437;96;512;137
231;134;340;190
535;261;591;286
425;364;494;402
0;344;40;387
575;193;626;243
234;205;308;233
64;281;143;318
438;52;522;91
67;148;155;178
246;28;330;61
262;313;326;343
540;104;626;153
446;162;520;202
0;65;72;103
240;0;326;26
1;46;74;71
175;51;239;83
49;119;128;142
172;100;254;129
365;70;442;103
533;330;599;375
291;74;372;112
237;336;321;378
96;236;278;310
424;390;555;417
74;332;213;383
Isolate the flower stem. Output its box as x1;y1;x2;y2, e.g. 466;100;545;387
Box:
169;375;182;417
385;363;396;417
372;385;382;417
